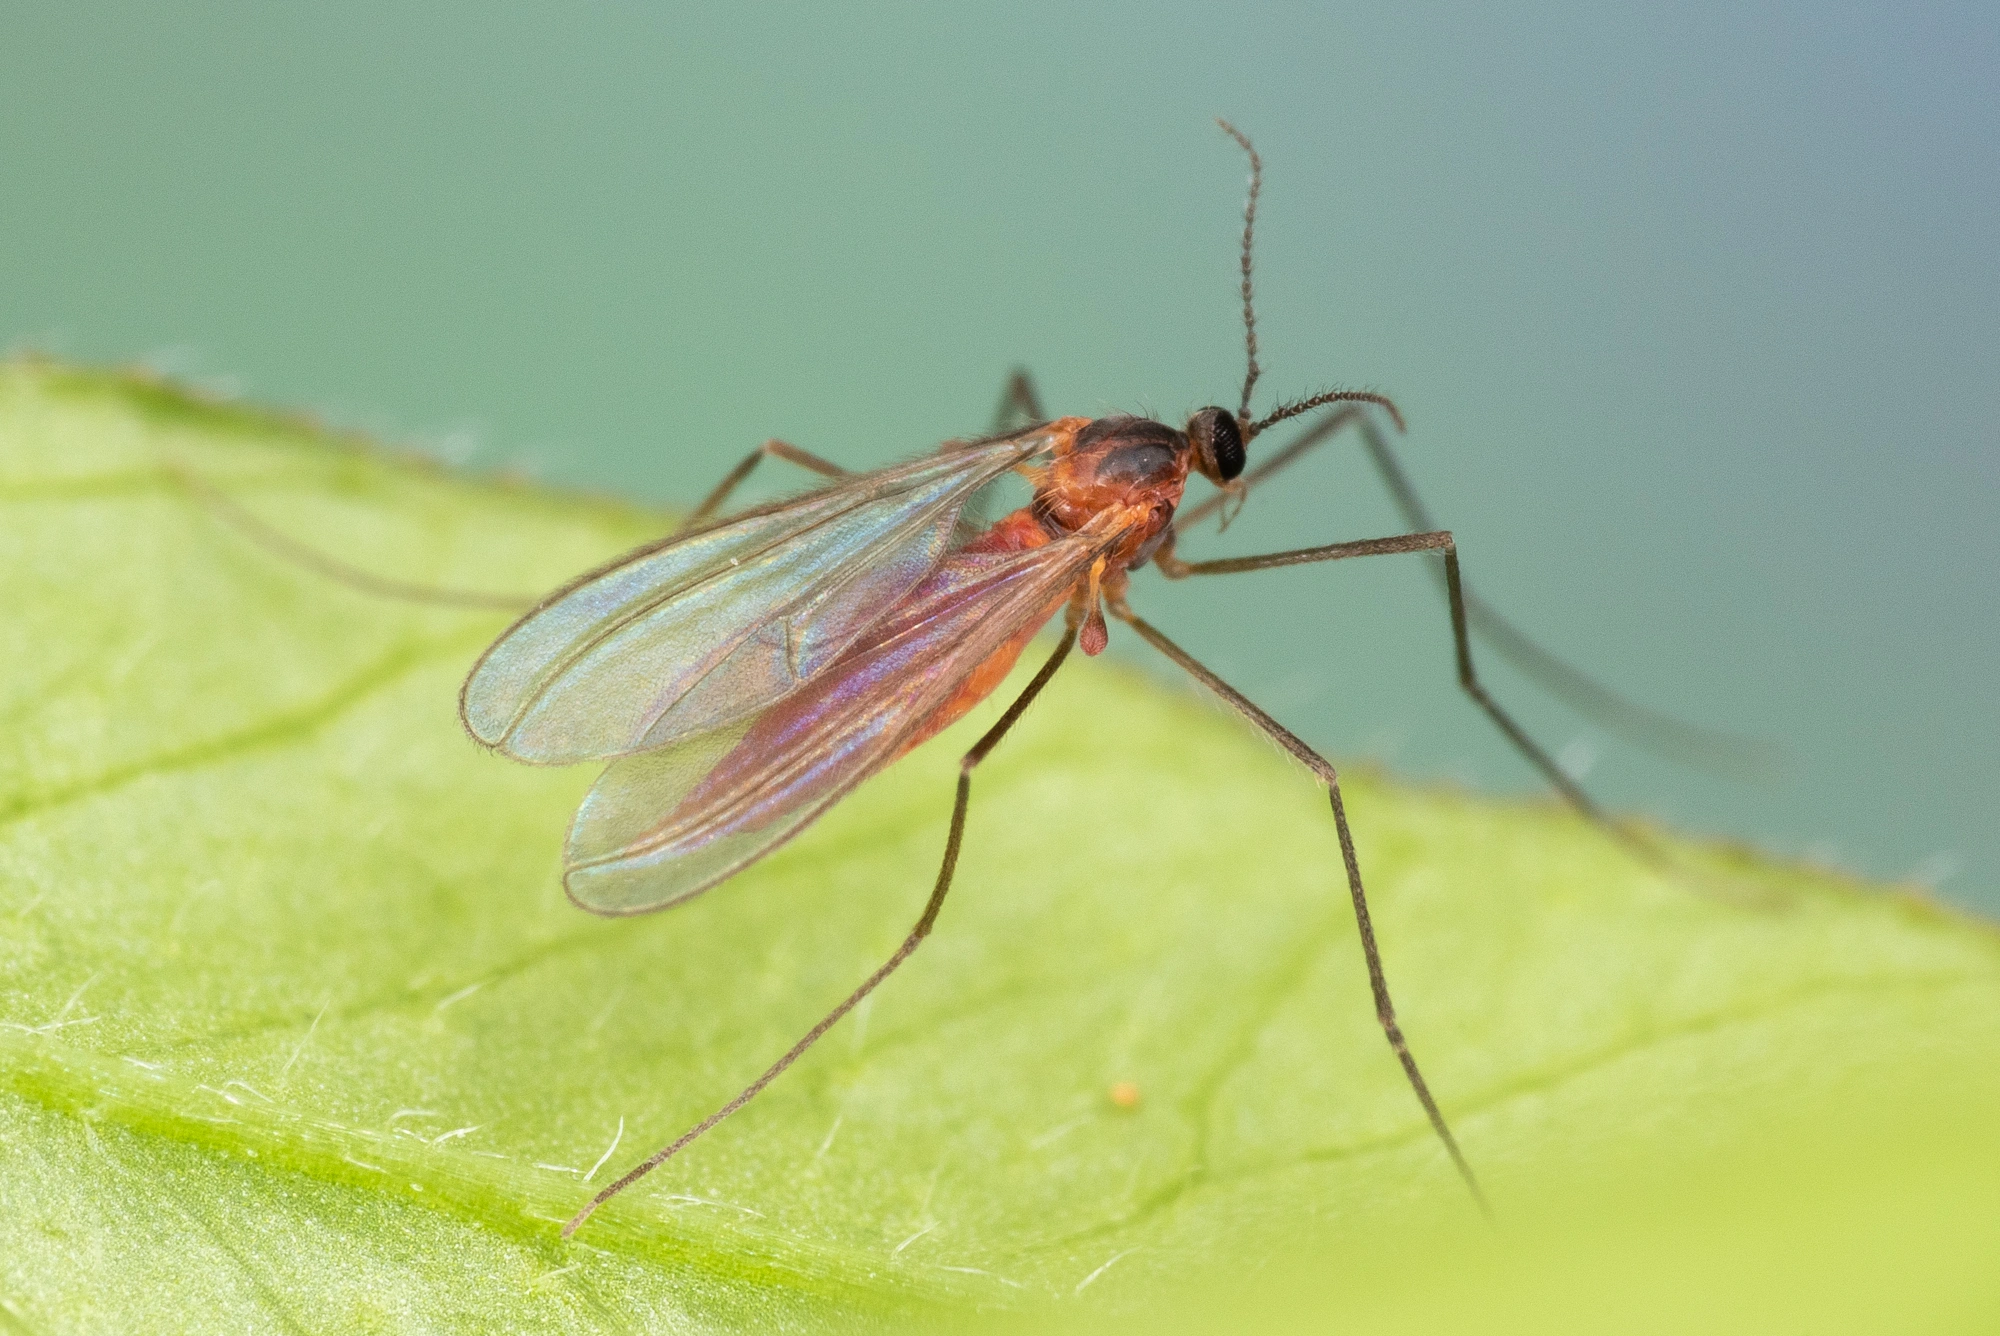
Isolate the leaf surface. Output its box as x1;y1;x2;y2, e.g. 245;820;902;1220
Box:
1;363;1995;1332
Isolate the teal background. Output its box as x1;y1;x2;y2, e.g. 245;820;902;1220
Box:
3;3;1995;911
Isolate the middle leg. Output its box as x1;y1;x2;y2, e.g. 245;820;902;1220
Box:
1108;595;1489;1216
1153;530;1663;869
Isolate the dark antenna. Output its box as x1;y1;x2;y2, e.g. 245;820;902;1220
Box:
1214;121;1409;446
1249;388;1406;441
1217;119;1263;423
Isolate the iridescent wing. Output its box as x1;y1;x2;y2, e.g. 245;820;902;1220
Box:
460;427;1064;764
562;529;1115;914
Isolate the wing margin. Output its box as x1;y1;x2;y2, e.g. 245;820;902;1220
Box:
460;425;1067;764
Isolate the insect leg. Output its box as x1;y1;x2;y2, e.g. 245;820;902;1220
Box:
1347;418;1774;777
168;462;536;611
937;370;1052;537
1106;596;1489;1217
562;628;1079;1238
681;439;851;531
991;368;1048;435
1174;410;1772;775
1153;531;1666;871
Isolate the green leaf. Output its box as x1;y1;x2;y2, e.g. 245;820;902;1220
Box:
2;360;1995;1333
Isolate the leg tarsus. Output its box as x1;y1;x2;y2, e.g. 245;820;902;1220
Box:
562;629;1078;1238
169;460;536;611
1107;599;1488;1216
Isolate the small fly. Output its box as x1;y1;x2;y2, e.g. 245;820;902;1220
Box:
186;121;1755;1238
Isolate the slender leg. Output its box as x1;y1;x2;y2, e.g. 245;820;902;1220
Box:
177;435;855;610
1107;597;1489;1217
1173;408;1771;778
1349;419;1773;777
169;463;536;611
563;628;1080;1238
938;370;1051;535
992;368;1048;435
1153;530;1665;870
681;439;850;531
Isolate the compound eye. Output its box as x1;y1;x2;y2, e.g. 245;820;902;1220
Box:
1188;407;1245;483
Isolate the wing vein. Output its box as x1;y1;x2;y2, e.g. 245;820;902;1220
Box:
461;427;1061;764
561;521;1123;915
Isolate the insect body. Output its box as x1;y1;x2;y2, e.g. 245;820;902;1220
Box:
460;411;1232;916
465;131;1533;1238
186;122;1718;1239
464;395;1513;1236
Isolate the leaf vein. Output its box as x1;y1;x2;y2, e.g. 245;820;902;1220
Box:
0;637;477;830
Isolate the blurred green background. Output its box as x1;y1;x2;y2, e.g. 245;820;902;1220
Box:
3;1;1994;912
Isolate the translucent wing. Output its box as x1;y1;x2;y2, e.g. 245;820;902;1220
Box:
460;427;1063;764
562;529;1112;914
